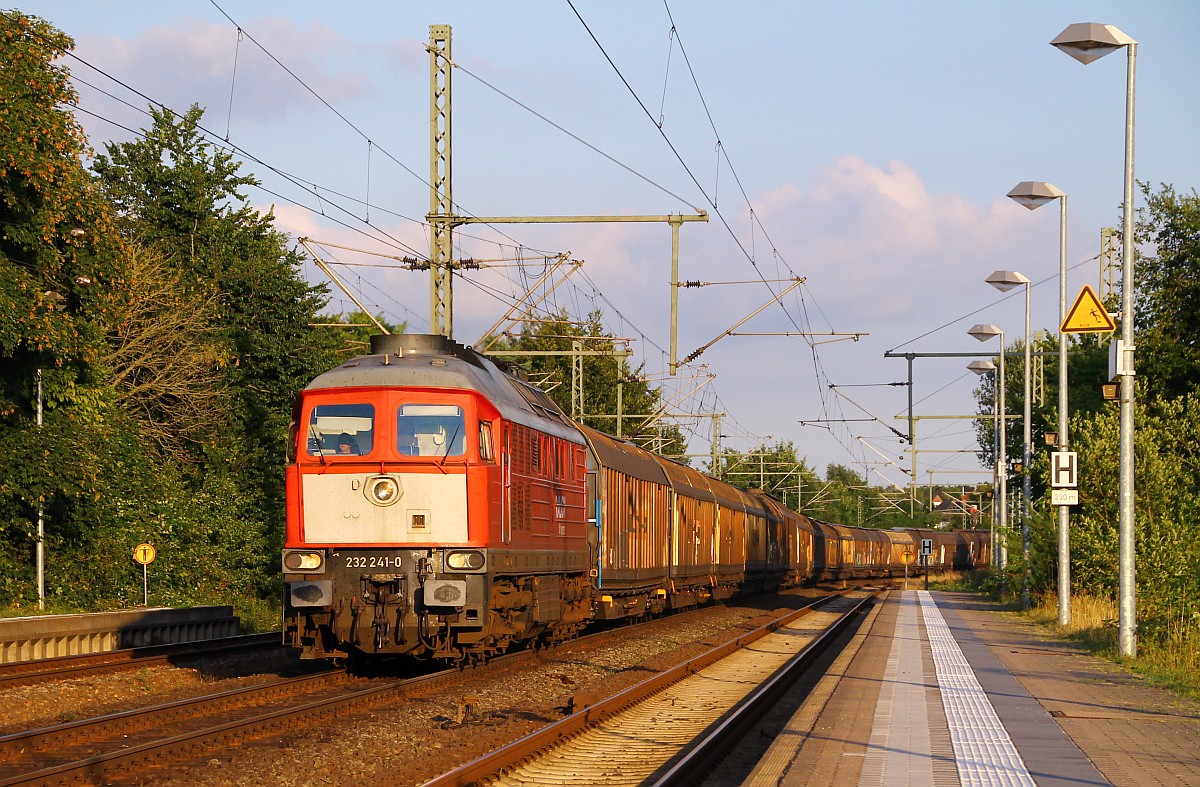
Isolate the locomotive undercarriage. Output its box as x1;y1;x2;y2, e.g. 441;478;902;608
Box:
284;550;592;664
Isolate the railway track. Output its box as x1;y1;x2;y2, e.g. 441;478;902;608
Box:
0;589;869;785
423;588;878;787
0;666;358;786
0;597;776;785
0;633;281;690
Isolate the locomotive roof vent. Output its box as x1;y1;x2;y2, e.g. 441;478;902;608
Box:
369;333;451;357
368;333;491;370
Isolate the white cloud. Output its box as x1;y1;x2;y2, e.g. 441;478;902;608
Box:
75;18;371;125
748;156;1032;325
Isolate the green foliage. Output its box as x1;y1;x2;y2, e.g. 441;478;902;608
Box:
91;103;341;548
315;310;406;365
1053;388;1200;645
970;330;1110;476
0;408;270;607
716;445;934;528
969;182;1200;666
716;439;812;510
0;21;338;613
93;105;340;468
0;10;125;421
1134;183;1200;400
486;310;688;459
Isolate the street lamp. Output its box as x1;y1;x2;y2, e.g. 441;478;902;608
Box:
1008;181;1071;625
968;326;1008;574
984;270;1032;608
1053;21;1138;656
968;358;1005;570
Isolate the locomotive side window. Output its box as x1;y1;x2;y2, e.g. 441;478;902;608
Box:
479;421;495;462
397;404;465;457
307;404;375;457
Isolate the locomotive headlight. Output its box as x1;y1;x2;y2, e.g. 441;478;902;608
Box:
283;550;324;573
446;550;486;571
365;475;402;506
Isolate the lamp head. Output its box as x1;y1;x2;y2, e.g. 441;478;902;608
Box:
968;323;1003;342
1007;181;1065;210
1051;22;1136;64
986;270;1031;292
967;360;996;375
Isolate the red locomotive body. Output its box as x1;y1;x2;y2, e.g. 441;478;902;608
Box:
283;334;590;661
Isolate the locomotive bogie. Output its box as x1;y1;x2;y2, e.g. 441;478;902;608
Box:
282;543;598;659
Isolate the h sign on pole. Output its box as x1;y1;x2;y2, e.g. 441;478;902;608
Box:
1050;452;1078;488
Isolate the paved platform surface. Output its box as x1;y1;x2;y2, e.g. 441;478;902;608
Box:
743;589;1200;786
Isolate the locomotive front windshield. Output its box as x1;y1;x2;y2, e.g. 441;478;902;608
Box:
397;404;465;457
306;403;375;457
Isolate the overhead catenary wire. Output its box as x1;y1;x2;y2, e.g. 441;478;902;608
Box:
48;7;756;460
60;4;917;476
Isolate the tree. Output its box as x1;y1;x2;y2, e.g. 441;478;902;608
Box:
0;10;123;421
0;19;349;612
486;310;688;459
716;440;815;511
970;330;1109;502
104;245;229;458
1134;183;1200;400
313;309;406;365
92;104;340;517
1065;388;1200;643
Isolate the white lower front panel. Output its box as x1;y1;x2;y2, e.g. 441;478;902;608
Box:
302;472;468;544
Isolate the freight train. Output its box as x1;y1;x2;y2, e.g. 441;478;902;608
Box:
282;334;989;664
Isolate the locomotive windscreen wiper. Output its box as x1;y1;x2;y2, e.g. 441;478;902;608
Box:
309;425;328;465
437;421;463;467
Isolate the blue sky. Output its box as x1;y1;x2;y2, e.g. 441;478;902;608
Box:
19;1;1200;498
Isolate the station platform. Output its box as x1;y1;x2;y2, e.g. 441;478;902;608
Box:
743;589;1200;786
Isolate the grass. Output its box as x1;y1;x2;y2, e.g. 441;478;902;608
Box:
1024;593;1200;703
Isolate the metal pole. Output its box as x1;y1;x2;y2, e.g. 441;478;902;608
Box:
36;368;44;611
993;371;1000;567
616;381;623;439
428;24;454;337
998;333;1008;572
1057;196;1072;625
669;216;681;374
988;400;998;566
1118;43;1138;657
907;355;915;518
1022;283;1032;609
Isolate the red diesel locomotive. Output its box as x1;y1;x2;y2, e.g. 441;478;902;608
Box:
282;334;989;664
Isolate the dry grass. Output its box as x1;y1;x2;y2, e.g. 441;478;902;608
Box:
1027;593;1200;702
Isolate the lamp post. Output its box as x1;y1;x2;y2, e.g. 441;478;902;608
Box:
1008;181;1071;625
984;271;1032;607
968;326;1008;574
968;358;1005;570
36;369;45;610
1052;21;1137;656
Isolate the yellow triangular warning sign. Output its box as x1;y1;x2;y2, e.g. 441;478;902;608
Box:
1061;285;1117;334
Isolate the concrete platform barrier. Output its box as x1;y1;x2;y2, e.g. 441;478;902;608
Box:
0;606;241;663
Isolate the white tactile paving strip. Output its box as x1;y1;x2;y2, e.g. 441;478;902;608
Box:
919;590;1036;787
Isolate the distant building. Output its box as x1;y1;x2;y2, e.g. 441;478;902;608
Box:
930;491;982;528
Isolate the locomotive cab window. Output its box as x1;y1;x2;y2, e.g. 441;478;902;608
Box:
306;404;375;457
397;404;465;457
